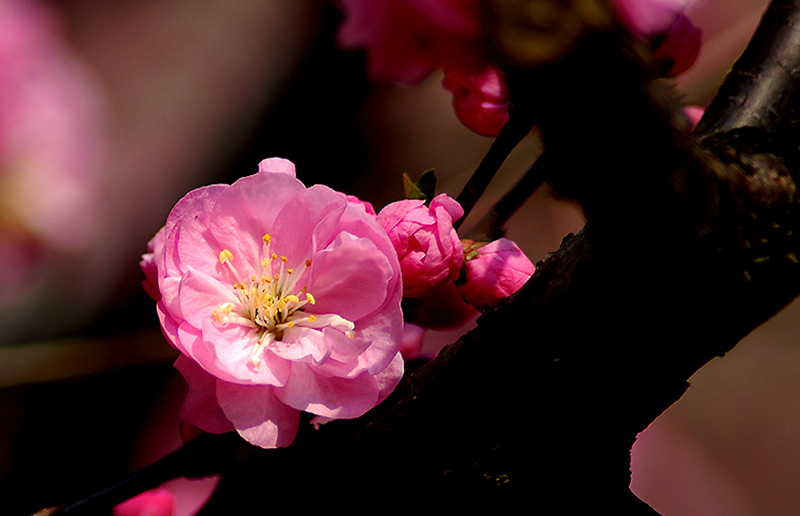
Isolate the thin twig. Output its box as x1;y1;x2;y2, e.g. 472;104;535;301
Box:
463;152;550;240
454;111;534;230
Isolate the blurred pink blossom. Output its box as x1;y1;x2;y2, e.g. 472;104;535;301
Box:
336;0;485;84
377;193;464;298
611;0;701;76
0;0;106;296
442;65;510;137
457;238;535;310
113;487;175;516
338;0;701;137
142;158;404;448
337;0;510;136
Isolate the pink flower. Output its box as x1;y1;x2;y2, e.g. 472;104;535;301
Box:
442;65;511;137
457;238;535;310
377;194;464;298
336;0;486;84
611;0;701;76
143;158;404;448
113;487;175;516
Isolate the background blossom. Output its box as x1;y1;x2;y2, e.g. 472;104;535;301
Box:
143;158;404;448
338;0;702;137
0;0;107;298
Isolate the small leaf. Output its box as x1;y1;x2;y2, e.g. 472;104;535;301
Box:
403;173;426;200
403;169;438;202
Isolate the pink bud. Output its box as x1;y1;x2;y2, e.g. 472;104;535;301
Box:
442;65;510;137
377;194;464;298
458;238;535;310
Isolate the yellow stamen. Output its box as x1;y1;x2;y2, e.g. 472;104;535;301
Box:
306;293;316;305
263;233;271;244
286;268;294;274
308;315;317;322
219;249;234;263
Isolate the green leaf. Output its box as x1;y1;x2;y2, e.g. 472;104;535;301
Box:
403;173;426;200
403;169;438;202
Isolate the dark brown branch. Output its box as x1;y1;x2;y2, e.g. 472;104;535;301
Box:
697;0;800;135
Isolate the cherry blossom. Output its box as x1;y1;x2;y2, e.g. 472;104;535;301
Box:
142;158;404;448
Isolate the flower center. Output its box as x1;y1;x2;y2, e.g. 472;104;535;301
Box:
212;233;355;369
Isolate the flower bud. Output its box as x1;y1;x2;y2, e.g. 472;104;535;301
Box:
458;238;535;310
377;194;464;298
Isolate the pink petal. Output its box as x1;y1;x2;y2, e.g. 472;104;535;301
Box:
216;381;300;448
270;326;333;365
207;170;305;270
309;233;394;322
257;157;296;176
175;355;235;434
269;184;347;263
374;351;404;403
200;318;290;387
275;362;381;419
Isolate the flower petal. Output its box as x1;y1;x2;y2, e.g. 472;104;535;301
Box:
275;362;380;419
175;355;235;434
308;233;394;322
216;381;300;448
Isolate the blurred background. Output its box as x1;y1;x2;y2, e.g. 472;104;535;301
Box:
0;0;796;514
